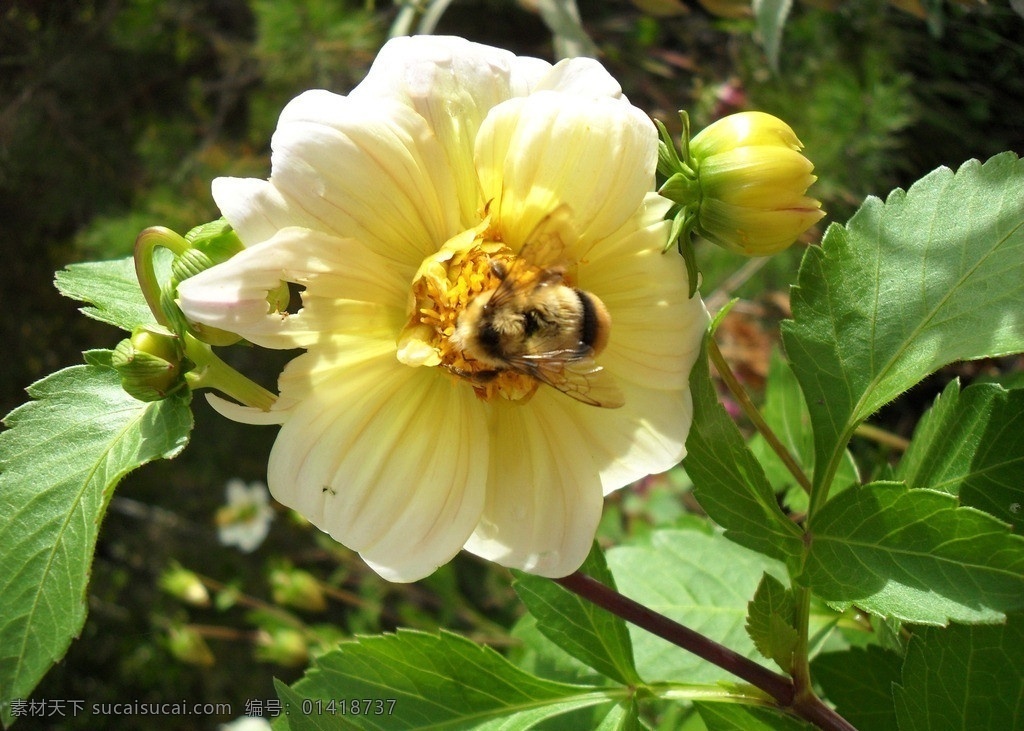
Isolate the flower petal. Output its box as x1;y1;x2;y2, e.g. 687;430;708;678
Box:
351;35;552;227
268;352;489;582
569;379;694;495
582;198;708;391
213;90;461;262
177;227;408;350
475;92;658;249
464;395;604;577
532;56;624;98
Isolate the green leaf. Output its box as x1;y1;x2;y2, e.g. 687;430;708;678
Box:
800;482;1024;624
893;612;1024;731
812;645;902;731
594;700;641;731
606;528;784;683
898;380;1024;531
748;350;859;514
745;574;798;672
511;613;606;686
752;0;792;72
279;630;619;730
0;362;192;722
685;340;803;564
54;256;156;331
695;702;813;730
782;153;1024;497
513;544;641;685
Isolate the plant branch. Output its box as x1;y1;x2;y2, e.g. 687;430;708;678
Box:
555;572;858;731
707;337;813;495
854;422;910;451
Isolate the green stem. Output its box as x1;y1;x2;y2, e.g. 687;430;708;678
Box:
183;333;276;411
707;337;813;495
854;422;910;451
134;226;191;327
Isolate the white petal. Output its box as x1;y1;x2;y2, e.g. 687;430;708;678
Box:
351;35;551;229
268;353;489;582
475;92;658;249
177;227;408;350
214;91;461;262
582;204;709;392
464;395;604;577
572;380;694;495
532;57;624;98
205;393;287;425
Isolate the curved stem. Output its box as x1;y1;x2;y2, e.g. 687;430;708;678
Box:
555;572;858;731
134;226;191;327
707;337;813;495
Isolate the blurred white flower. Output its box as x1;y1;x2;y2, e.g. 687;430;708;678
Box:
179;36;707;582
216;479;274;552
219;718;272;731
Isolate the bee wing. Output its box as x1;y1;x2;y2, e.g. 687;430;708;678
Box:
488;205;577;309
514;348;625;408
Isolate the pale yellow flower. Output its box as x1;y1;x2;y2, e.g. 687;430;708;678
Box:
178;36;707;582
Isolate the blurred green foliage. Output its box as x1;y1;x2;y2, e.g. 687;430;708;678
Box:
2;0;1022;727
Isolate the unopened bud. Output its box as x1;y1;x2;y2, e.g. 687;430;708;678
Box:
269;567;326;613
111;325;186;401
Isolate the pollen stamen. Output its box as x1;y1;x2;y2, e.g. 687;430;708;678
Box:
403;234;539;402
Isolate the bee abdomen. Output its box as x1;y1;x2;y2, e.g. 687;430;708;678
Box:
576;290;612;356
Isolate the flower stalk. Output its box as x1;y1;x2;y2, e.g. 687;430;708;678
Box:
707;336;812;495
133;225;276;410
555;571;858;731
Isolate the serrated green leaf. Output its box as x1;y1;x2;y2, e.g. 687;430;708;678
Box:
748;350;859;514
606;528;784;683
695;702;813;730
746;574;798;672
801;482;1024;624
899;380;1024;531
513;544;641;685
274;678;357;731
54;256;156;331
685;340;803;564
280;630;620;730
0;363;192;722
511;613;607;687
812;645;901;731
893;612;1024;731
782;153;1024;499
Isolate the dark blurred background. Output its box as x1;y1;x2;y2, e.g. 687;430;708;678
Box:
1;0;1021;728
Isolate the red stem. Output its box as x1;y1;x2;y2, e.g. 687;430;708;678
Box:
554;572;858;731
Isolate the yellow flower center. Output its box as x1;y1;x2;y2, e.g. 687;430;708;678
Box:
397;221;541;403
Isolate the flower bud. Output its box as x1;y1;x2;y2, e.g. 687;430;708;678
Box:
167;625;216;666
689;111;824;256
269;566;327;612
159;563;211;607
254;627;309;667
173;220;246;345
111;325;186;401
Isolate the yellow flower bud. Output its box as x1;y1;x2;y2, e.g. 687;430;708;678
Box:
689;111;825;256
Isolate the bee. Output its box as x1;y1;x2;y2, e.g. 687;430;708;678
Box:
450;208;624;408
